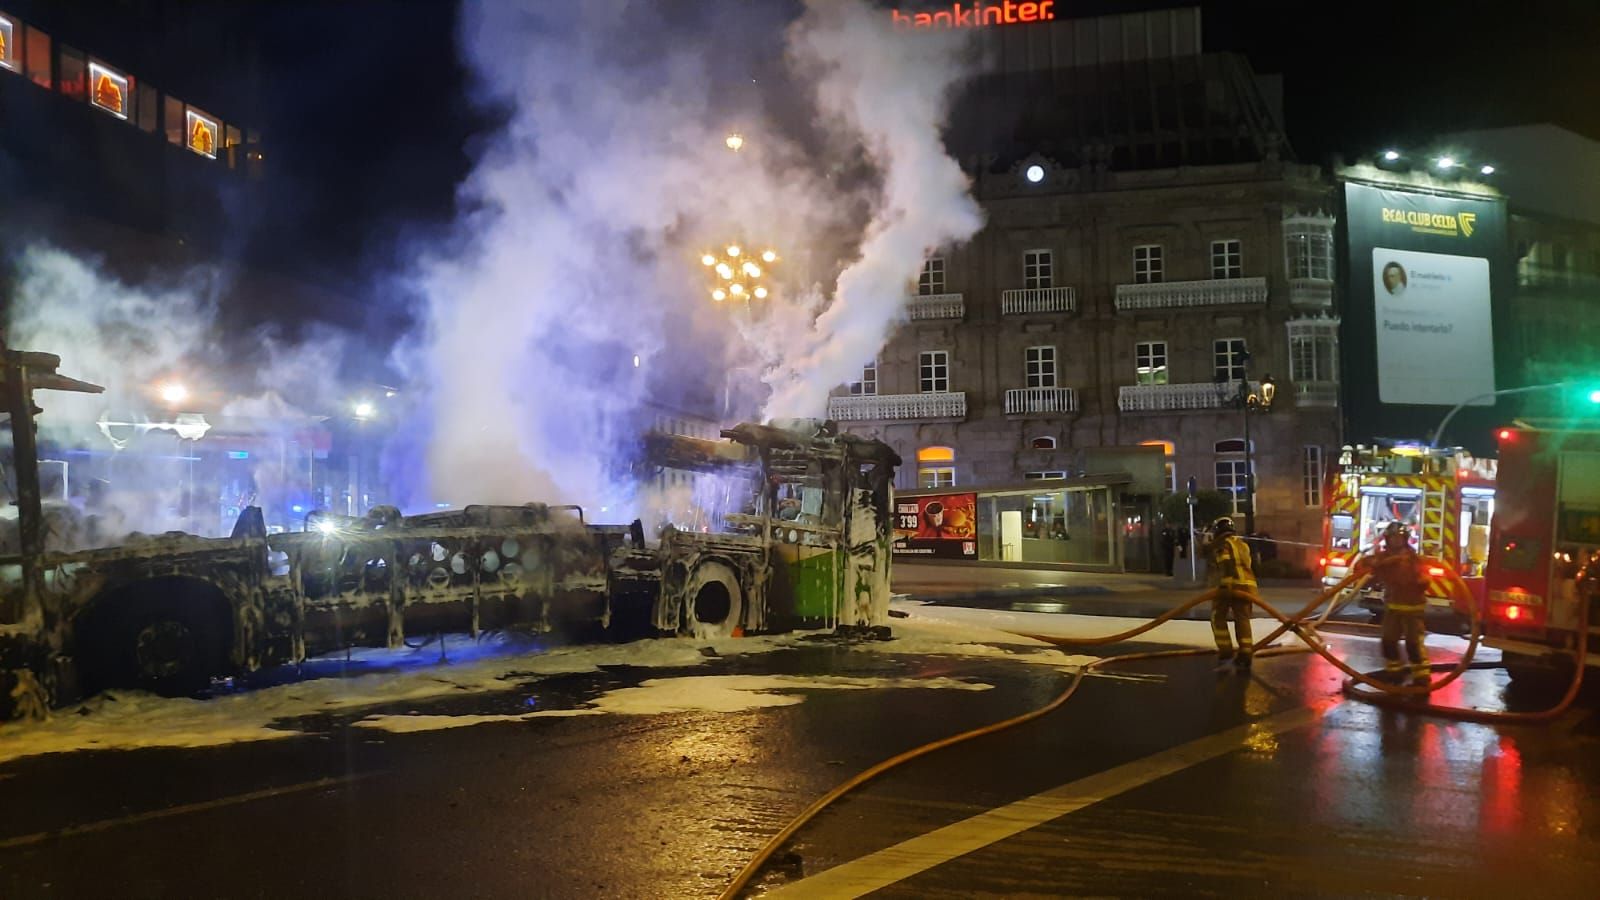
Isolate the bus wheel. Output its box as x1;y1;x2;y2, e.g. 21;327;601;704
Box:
685;562;743;639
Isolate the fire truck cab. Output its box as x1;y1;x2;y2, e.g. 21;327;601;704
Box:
1321;443;1496;628
1483;423;1600;682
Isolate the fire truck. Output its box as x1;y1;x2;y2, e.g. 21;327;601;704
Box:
1320;443;1497;626
1482;423;1600;683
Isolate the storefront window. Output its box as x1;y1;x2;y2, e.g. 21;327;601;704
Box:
136;82;157;132
979;486;1115;566
24;25;50;89
164;94;184;145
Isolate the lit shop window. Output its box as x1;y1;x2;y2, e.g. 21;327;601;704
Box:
57;44;86;101
0;15;16;72
89;60;130;119
186;107;219;158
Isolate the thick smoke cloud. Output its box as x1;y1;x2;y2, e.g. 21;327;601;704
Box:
407;0;982;511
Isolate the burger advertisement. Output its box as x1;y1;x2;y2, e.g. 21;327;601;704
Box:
892;492;979;559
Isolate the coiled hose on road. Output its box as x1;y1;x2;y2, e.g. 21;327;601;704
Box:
717;562;1590;899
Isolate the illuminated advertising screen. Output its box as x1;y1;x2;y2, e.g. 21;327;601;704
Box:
0;16;15;71
88;61;130;119
186;108;219;158
892;492;978;559
1341;182;1512;451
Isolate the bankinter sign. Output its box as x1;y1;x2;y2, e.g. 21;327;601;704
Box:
891;1;1057;28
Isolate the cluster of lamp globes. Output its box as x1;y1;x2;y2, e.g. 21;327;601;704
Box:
702;245;778;303
1382;149;1495;176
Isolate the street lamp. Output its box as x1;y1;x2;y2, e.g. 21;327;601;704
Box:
725;133;744;152
700;243;777;305
1215;354;1277;534
159;381;189;407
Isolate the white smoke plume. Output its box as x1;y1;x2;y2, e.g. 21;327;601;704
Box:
408;0;983;512
760;3;983;418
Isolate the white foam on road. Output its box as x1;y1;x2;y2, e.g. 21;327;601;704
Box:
353;674;995;734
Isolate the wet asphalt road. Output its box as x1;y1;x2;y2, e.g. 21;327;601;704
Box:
0;574;1597;898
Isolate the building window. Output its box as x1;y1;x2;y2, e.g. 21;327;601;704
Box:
1025;471;1068;480
1214;338;1248;382
1303;446;1324;508
1134;244;1164;284
918;257;946;296
1141;439;1177;493
1031;436;1057;450
919;350;949;393
1288;320;1339;384
917;446;956;488
1285;220;1334;280
57;44;87;102
1023;249;1053;290
1215;459;1250;516
1025;346;1057;388
1135;341;1168;385
24;26;50;89
88;60;130;120
1210;239;1242;279
0;16;15;71
849;362;878;396
136;82;158;132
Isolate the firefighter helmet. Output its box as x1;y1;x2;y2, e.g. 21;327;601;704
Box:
1211;516;1236;536
1382;521;1412;552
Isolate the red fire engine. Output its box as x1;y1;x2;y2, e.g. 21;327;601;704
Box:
1321;443;1497;625
1483;423;1600;682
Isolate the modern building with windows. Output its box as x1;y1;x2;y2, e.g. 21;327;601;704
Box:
828;7;1343;567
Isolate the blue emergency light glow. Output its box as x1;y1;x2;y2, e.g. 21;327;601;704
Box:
227;450;250;459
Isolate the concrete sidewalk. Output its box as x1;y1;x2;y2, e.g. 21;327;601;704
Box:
891;560;1314;602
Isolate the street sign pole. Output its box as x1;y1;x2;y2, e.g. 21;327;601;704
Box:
1186;476;1198;581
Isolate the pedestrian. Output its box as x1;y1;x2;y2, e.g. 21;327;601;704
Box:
1355;522;1430;684
1201;516;1258;670
1159;525;1176;576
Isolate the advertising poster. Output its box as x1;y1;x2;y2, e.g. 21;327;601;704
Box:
1341;182;1511;451
892;492;978;559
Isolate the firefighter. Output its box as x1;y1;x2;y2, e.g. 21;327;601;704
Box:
1202;516;1258;669
1357;521;1430;684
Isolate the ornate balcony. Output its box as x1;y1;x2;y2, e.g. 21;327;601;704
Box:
1004;387;1078;415
1117;381;1261;413
1001;286;1077;315
907;292;965;320
827;391;967;422
1296;382;1339;408
1114;277;1267;311
1288;277;1333;308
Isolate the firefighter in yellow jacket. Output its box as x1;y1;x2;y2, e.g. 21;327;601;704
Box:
1202;516;1258;669
1356;522;1430;684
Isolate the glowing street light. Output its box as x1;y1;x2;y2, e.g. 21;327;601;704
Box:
701;242;777;304
726;245;741;258
1480;164;1496;175
1025;164;1045;183
159;381;189;407
1436;156;1456;169
761;249;777;263
1382;149;1400;161
353;401;375;419
701;253;717;266
712;288;727;302
715;262;734;279
753;286;768;299
725;133;744;152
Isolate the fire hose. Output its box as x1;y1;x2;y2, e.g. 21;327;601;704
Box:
717;561;1590;899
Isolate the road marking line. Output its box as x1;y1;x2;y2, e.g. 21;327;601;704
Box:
0;773;376;850
766;705;1320;898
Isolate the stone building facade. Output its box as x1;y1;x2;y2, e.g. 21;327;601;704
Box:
828;157;1342;555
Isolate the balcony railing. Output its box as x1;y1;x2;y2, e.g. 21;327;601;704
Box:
1004;387;1078;415
827;391;967;422
1002;286;1077;315
1117;381;1261;413
1114;277;1268;311
1287;277;1333;308
907;292;965;320
1296;382;1339;408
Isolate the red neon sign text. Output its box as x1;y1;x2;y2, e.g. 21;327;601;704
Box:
891;1;1057;28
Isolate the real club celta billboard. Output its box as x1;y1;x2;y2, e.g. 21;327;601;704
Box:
1340;182;1513;451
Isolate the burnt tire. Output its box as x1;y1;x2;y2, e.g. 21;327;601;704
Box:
685;561;744;639
78;586;229;698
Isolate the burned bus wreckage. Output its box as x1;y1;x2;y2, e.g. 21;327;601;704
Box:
0;349;900;719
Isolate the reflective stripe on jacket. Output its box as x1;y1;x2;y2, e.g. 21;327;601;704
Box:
1211;535;1257;590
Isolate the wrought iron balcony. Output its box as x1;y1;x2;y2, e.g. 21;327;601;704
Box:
1117;381;1261;413
1114;277;1267;311
1004;387;1078;415
827;391;967;422
1295;381;1339;408
1287;277;1333;308
1001;286;1077;315
907;292;965;320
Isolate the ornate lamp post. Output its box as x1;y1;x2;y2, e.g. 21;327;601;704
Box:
1215;353;1277;534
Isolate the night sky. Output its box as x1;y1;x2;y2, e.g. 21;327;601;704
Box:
233;0;1599;315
